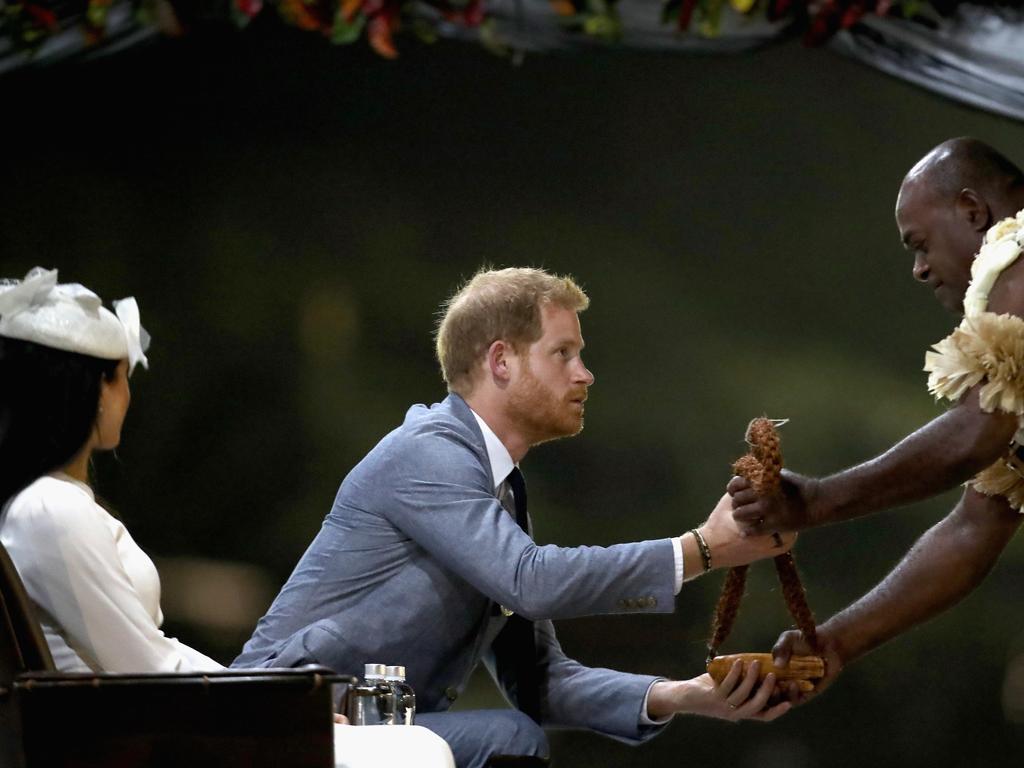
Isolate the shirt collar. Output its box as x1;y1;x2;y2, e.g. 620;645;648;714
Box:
470;409;515;491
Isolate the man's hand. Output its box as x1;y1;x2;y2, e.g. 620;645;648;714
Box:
728;469;819;536
771;626;845;705
690;493;797;575
647;659;791;722
764;488;1022;704
728;389;1017;532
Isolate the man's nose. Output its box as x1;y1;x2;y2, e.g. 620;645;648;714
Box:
575;359;595;386
912;254;930;283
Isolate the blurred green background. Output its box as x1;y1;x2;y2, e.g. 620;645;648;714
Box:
4;22;1024;767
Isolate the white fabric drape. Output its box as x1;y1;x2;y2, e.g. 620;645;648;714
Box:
832;6;1024;122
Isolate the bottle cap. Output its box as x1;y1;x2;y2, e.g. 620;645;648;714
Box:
384;665;406;681
364;663;387;680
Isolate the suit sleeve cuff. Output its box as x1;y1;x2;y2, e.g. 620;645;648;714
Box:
672;536;684;594
639;679;673;726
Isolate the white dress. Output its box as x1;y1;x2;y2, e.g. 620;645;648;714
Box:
2;474;220;672
1;474;454;768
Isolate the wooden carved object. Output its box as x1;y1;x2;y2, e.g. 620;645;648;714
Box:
705;418;824;691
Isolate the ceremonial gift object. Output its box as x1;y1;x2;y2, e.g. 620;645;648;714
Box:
707;653;823;693
705;418;824;691
0;267;149;373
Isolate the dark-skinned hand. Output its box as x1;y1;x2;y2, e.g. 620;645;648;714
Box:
728;469;819;536
771;626;845;705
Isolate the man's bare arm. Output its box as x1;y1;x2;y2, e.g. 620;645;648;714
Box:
773;489;1022;698
730;387;1019;533
732;260;1024;535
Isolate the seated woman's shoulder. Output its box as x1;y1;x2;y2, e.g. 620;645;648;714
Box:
7;476;101;529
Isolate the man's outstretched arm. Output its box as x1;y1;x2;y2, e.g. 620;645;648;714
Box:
773;488;1022;697
730;386;1019;533
732;268;1024;536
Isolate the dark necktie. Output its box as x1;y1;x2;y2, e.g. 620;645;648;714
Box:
504;467;541;724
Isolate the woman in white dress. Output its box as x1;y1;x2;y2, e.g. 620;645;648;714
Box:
0;267;454;768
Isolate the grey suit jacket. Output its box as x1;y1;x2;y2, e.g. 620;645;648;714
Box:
234;394;677;742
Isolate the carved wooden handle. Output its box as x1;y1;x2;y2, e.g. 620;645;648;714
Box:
707;652;824;693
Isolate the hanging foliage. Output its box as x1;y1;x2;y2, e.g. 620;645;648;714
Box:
0;0;1016;59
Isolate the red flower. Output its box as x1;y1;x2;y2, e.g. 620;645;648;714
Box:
804;0;840;45
367;6;398;58
767;0;793;21
340;0;362;23
462;0;484;28
677;0;698;31
236;0;264;18
24;4;59;30
841;3;864;27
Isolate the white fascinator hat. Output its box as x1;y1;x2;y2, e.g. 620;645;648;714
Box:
0;267;150;374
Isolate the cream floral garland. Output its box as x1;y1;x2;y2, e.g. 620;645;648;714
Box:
961;207;1024;317
924;207;1024;508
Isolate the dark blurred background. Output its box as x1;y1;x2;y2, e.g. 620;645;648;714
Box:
3;21;1024;767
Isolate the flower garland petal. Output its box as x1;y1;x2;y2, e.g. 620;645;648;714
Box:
925;312;1024;415
963;208;1024;317
971;456;1024;511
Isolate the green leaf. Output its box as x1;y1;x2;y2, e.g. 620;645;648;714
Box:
698;0;724;37
479;17;510;56
903;0;924;17
582;12;621;39
331;10;366;44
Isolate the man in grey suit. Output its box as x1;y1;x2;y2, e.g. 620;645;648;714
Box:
235;267;791;766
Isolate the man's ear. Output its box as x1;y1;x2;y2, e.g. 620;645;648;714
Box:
487;340;513;384
956;188;993;233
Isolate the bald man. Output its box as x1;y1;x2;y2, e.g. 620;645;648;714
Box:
727;138;1024;693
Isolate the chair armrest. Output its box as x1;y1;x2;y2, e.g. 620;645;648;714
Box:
16;665;355;688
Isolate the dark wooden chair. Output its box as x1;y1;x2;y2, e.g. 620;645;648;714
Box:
0;540;353;767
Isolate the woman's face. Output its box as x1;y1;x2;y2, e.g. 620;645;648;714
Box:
95;359;131;451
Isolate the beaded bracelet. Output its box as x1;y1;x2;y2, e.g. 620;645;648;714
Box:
689;527;712;573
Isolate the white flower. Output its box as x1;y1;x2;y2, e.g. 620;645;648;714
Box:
986;217;1020;244
964;208;1024;317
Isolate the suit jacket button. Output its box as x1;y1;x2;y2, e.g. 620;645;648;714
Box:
445;686;459;702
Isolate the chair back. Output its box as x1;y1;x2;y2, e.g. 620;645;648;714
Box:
0;539;55;768
0;541;54;682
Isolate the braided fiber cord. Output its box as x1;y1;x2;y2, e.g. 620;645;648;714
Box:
774;552;818;650
707;564;748;661
707;418;818;659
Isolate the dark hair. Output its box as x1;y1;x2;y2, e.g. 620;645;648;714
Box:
0;337;119;508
